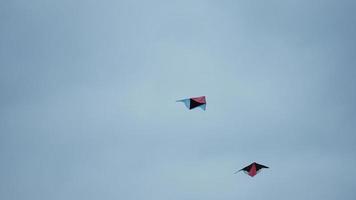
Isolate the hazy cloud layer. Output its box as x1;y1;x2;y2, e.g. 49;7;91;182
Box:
1;0;356;199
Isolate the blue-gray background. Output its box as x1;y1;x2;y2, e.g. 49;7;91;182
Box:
1;0;356;199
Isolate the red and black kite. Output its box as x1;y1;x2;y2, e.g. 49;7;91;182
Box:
176;96;206;110
235;162;269;177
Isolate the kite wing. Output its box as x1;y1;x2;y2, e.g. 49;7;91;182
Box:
255;163;269;170
234;165;250;174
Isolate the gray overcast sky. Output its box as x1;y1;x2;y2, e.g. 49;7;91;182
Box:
1;0;356;199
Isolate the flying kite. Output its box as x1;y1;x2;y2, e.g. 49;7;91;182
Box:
176;96;206;110
235;162;269;177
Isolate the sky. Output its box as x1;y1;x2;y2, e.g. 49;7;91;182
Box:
1;0;356;199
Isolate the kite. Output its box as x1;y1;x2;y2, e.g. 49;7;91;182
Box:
235;162;269;177
176;96;206;110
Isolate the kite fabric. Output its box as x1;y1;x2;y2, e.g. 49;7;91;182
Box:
235;162;269;177
176;96;206;110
